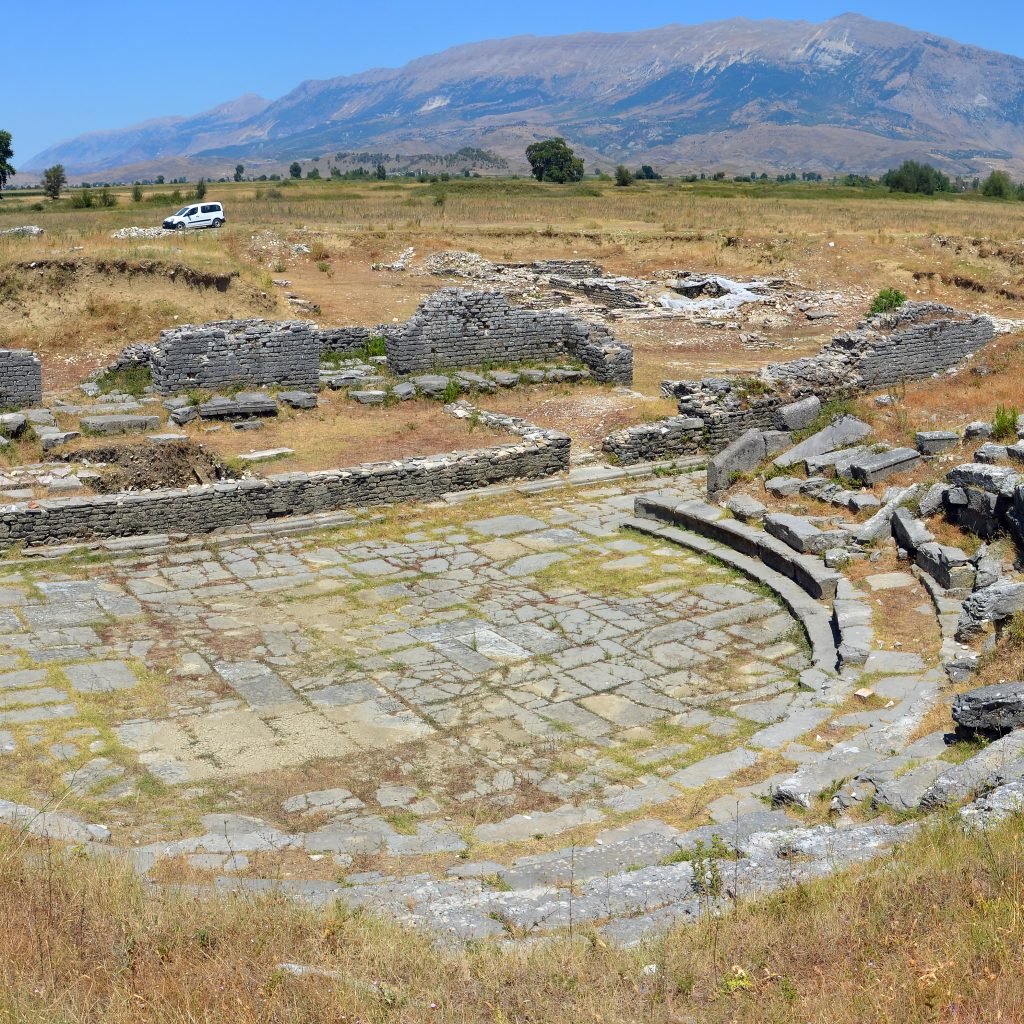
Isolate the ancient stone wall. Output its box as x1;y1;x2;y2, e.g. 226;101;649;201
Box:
0;427;569;548
151;319;321;395
611;304;994;462
0;349;42;408
385;289;633;384
602;417;705;464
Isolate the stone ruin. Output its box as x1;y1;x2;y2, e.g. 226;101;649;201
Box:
150;320;321;395
604;302;994;463
108;287;634;395
385;289;633;384
0;349;43;408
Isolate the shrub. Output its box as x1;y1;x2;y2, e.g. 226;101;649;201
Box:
992;404;1019;441
870;288;907;314
131;184;143;202
614;165;634;187
881;161;952;195
982;170;1016;199
93;366;153;398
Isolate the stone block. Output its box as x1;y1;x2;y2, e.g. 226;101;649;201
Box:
80;415;160;436
706;428;768;495
975;442;1009;464
953;682;1024;735
725;494;766;522
890;507;934;552
773;416;872;468
765;476;802;497
848;447;921;485
277;391;318;409
764;512;830;554
916;430;958;456
915;542;976;593
776;396;821;431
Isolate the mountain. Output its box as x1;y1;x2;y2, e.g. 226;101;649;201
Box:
25;15;1024;179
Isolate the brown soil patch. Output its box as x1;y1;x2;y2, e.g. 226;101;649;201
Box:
59;439;234;491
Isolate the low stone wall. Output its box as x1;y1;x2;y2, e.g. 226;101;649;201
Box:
668;304;994;453
151;320;321;395
0;349;42;408
604;304;994;463
602;417;705;464
386;289;633;384
0;423;570;548
316;325;399;359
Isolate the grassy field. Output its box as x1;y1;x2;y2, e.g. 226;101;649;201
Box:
2;176;1023;430
2;814;1023;1024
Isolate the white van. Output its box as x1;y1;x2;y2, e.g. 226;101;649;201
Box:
162;202;226;231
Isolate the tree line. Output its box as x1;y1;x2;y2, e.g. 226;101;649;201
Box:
3;128;1023;202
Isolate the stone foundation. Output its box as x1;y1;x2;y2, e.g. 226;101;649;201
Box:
604;304;994;463
0;422;569;548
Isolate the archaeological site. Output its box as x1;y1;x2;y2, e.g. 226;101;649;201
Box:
6;66;1024;1015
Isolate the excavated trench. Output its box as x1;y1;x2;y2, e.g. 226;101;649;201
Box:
59;441;239;493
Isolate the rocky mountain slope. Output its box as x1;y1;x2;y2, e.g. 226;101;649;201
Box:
27;14;1024;178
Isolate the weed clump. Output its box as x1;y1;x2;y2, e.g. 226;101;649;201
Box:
869;287;907;315
992;403;1019;441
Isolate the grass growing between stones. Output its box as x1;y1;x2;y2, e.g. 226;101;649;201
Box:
10;812;1019;1022
530;534;742;597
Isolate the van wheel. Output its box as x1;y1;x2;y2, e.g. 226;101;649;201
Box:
176;222;187;231
212;218;223;228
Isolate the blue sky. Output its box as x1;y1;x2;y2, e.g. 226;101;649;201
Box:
5;0;1020;164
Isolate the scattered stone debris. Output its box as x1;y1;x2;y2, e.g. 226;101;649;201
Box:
110;226;173;240
371;247;415;271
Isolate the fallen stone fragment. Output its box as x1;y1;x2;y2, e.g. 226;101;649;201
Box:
953;682;1024;735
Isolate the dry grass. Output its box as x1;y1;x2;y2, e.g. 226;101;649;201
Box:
184;393;508;472
3;812;1024;1022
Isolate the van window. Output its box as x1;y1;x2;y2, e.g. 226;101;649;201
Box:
201;204;218;213
185;207;198;216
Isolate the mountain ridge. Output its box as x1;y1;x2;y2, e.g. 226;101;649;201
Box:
25;14;1024;179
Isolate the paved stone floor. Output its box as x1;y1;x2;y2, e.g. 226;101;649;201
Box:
0;475;807;840
4;469;1013;945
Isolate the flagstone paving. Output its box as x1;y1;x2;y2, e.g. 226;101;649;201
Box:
1;468;1002;946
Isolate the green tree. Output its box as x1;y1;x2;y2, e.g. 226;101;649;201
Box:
155;174;165;185
306;167;321;180
234;164;245;182
981;170;1015;199
881;160;951;195
375;163;386;180
42;164;66;200
525;138;584;183
0;130;14;197
289;161;302;179
193;178;207;200
636;164;661;180
131;184;143;203
614;164;634;187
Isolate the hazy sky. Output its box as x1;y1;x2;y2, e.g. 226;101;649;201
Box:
6;0;1021;164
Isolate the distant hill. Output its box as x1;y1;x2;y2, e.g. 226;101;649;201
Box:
25;14;1024;180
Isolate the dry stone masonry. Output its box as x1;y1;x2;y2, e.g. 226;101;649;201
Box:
604;303;994;463
0;417;569;548
151;320;321;395
0;349;43;408
385;289;633;384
